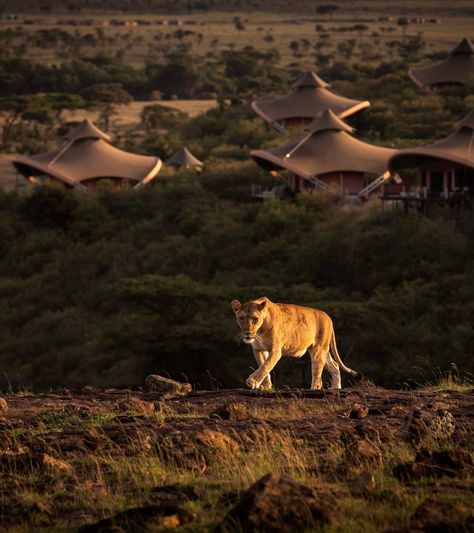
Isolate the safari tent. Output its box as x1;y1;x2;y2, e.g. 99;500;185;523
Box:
408;38;474;88
12;119;162;190
251;110;396;198
251;71;370;131
388;110;474;197
165;147;203;171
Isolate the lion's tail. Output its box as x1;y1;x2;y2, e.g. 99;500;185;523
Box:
330;330;362;379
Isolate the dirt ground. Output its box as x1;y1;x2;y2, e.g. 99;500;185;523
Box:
1;386;473;531
5;386;474;451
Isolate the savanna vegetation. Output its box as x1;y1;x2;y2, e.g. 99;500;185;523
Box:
0;2;473;392
1;386;473;531
1;160;474;391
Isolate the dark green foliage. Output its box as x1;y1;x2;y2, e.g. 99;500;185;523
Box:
20;185;79;230
148;54;200;99
1;178;474;391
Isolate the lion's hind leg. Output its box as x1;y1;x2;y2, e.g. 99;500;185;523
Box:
326;353;342;389
308;345;327;390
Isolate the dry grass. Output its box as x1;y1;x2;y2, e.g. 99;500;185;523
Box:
62;99;218;129
2;390;473;531
420;368;473;393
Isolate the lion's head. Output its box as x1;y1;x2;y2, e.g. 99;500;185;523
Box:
231;298;268;344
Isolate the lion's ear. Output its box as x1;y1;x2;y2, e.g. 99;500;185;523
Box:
256;299;267;311
231;300;241;312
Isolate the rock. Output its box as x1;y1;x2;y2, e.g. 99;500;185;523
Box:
222;473;341;532
402;408;455;442
144;375;192;396
349;403;369;419
349;470;376;496
414;449;473;471
393;462;430;482
0;398;8;415
115;397;155;415
79;504;194;532
210;403;248;421
410;498;474;532
195;429;239;454
393;449;473;481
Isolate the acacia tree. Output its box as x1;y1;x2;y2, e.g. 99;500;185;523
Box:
315;4;339;19
43;93;86;121
0;93;84;148
0;96;32;147
82;83;132;131
353;24;368;45
233;16;245;31
397;34;425;60
397;16;409;38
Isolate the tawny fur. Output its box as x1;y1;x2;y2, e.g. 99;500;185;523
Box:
231;296;359;390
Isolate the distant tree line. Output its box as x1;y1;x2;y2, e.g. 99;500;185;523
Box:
0;47;286;100
0;48;472;156
0;0;319;13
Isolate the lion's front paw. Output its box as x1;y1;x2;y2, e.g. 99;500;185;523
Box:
246;375;259;390
260;379;273;391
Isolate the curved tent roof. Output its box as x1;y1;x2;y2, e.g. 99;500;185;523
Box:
408;38;474;88
12;119;161;189
165;147;203;169
251;71;370;127
251;110;395;179
389;110;474;171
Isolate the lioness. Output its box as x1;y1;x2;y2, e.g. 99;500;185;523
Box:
231;296;360;390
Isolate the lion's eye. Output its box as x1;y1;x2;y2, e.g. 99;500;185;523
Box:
253;318;258;324
239;317;244;322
